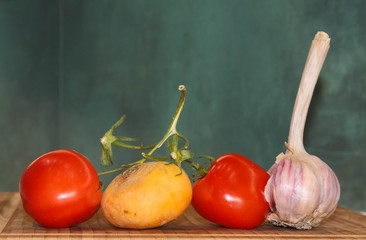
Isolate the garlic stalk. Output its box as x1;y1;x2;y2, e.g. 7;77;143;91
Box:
264;32;340;229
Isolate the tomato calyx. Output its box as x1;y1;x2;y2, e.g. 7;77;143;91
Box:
186;155;215;179
100;115;155;167
99;85;212;177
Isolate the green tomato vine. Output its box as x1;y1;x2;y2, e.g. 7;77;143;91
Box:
98;85;213;178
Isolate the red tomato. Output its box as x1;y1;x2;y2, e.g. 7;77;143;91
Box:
19;149;102;228
191;153;270;229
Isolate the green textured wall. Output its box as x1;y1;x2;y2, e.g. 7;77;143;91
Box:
1;0;365;212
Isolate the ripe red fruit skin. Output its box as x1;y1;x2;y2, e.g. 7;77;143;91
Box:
19;149;102;228
191;153;270;229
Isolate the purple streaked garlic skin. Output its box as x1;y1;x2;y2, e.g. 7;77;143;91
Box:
265;31;341;229
265;149;340;229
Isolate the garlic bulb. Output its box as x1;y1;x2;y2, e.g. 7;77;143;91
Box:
264;32;340;229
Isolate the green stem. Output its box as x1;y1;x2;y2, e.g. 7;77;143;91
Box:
142;153;172;161
185;155;216;179
176;132;189;150
112;141;155;150
98;167;127;176
185;159;208;178
138;85;187;162
99;85;187;176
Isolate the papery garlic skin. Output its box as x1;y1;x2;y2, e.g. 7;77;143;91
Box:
264;31;340;229
264;151;340;229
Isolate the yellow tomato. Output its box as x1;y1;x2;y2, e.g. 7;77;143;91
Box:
101;161;192;229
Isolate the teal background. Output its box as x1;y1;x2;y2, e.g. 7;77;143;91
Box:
1;0;365;212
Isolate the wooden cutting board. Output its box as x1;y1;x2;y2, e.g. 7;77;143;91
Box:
1;192;365;239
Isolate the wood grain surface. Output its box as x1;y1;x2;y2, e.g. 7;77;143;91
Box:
1;192;365;239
